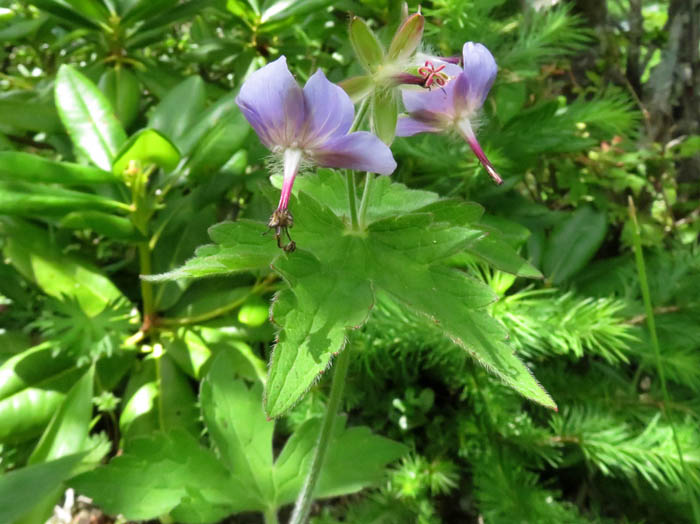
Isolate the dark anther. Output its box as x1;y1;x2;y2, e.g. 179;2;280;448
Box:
267;208;296;252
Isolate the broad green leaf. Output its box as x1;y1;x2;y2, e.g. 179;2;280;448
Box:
542;206;607;285
55;65;127;171
29;365;94;464
0;152;117;185
98;67;142;129
349;16;384;73
1;218;125;316
70;430;234;522
0;453;86;524
149;76;207;152
60;210;140;240
274;415;407;504
201;353;275;509
112;128;180;175
0;181;128;216
387;12;424;61
371;88;398;145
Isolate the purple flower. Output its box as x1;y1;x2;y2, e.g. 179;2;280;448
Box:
236;56;396;249
396;42;502;185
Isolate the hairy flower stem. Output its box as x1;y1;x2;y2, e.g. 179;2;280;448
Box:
357;172;374;228
289;344;352;524
346;171;359;230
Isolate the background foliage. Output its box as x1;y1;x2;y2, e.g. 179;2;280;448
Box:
0;0;699;522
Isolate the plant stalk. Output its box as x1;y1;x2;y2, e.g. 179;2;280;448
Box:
288;345;352;524
346;171;359;230
628;197;700;521
357;172;374;227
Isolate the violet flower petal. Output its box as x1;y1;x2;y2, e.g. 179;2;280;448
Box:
402;60;462;115
395;117;443;137
302;69;354;147
235;56;306;149
461;42;498;110
311;131;397;175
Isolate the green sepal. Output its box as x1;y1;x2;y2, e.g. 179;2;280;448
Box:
349;16;385;73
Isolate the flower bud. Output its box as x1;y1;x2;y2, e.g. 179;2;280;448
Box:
349;17;385;73
387;12;425;62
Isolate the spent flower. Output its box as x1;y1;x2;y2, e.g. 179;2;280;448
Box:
235;56;396;250
396;42;503;184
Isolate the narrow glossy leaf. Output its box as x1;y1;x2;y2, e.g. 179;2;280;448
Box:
1;218;125;315
201;354;274;509
0;16;47;41
62;0;110;23
120;0;178;23
542;206;607;284
139;0;218;31
0;453;86;524
0;367;83;443
185;111;249;179
0;152;117;185
61;210;140;240
149;76;207;151
0;181;128;216
30;0;100;28
29;365;94;464
0;98;61;132
70;430;234;522
387;12;424;61
371;88;398;145
260;0;333;24
177;91;239;157
112;128;180;175
265;247;374;418
55;65;127;171
98;67;141;129
349;17;384;73
0;343;74;401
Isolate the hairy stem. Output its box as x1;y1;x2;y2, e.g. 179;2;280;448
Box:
346;171;359;230
357;172;374;228
288;345;352;524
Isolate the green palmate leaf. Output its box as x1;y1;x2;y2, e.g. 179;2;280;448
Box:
70;430;234;522
55;65;127;171
28;365;94;464
201;354;275;511
466;225;543;278
266;248;374;418
542;205;607;284
0;181;128;216
0;152;117;185
349;16;384;73
98;67;142;129
1;218;125;316
145;219;279;281
112;128;180;175
158;179;555;415
0;452;87;524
